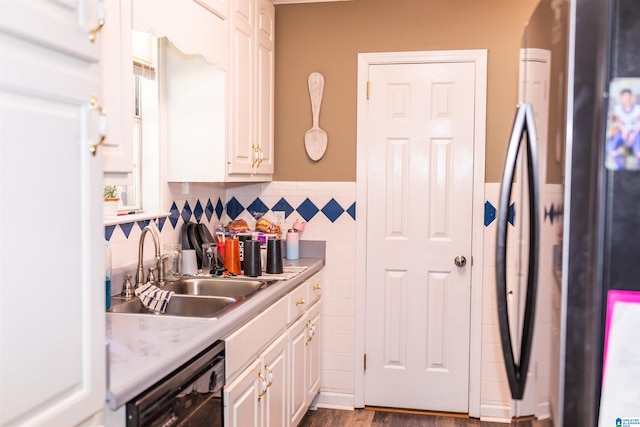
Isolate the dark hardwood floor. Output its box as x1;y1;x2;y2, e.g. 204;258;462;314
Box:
299;408;554;427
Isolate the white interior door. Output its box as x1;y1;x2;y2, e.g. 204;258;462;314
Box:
364;61;476;413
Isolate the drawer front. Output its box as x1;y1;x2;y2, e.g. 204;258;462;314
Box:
225;296;288;380
307;271;323;305
288;282;308;323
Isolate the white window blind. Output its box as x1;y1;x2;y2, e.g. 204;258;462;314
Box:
132;30;157;80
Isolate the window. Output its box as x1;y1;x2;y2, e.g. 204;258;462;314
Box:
115;30;158;213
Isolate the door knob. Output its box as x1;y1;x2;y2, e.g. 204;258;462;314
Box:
454;256;467;267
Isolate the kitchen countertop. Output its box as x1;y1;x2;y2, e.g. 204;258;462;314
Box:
105;257;324;410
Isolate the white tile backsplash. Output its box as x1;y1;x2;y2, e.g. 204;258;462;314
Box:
106;179;562;416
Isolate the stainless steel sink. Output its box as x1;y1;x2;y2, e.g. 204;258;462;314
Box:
163;277;267;298
108;277;274;319
109;295;237;318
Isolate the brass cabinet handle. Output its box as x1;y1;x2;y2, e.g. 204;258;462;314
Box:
312;284;322;291
305;319;315;345
258;372;268;400
295;298;305;306
265;365;273;388
251;144;258;168
88;0;106;43
89;94;108;156
250;145;264;168
256;147;264;167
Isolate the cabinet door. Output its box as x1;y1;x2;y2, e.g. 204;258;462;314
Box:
0;1;105;426
228;0;256;175
101;0;134;181
306;301;322;405
224;358;262;427
227;0;273;178
288;316;308;427
262;332;288;427
254;0;274;175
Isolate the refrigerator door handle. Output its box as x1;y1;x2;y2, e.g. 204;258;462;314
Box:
496;103;540;400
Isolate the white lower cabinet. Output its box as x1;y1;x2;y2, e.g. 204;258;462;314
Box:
289;314;308;426
224;333;287;427
224;271;323;427
305;301;322;405
261;333;288;427
289;299;322;427
224;358;261;427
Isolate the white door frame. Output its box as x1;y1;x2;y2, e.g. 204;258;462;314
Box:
354;50;487;417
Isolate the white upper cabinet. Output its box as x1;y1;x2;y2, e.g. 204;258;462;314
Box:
102;0;230;184
133;0;228;67
0;0;105;425
102;0;134;184
227;0;275;178
166;0;275;183
195;0;230;19
274;0;352;3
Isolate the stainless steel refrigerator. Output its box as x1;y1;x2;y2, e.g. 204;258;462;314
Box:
495;0;640;425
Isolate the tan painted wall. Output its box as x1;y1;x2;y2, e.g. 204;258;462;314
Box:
273;0;538;182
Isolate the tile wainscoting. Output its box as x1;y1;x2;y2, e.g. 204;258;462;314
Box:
106;181;358;401
105;181;564;417
481;183;564;420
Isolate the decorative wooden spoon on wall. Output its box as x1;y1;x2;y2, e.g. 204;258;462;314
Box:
304;72;328;161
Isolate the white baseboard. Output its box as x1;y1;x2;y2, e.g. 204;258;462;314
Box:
314;392;355;410
480;404;511;423
537;401;551;419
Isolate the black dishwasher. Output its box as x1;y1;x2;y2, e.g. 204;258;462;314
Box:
126;340;225;427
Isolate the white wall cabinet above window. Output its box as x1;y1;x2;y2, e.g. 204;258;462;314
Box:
133;0;228;68
166;0;275;183
274;0;352;3
194;0;229;19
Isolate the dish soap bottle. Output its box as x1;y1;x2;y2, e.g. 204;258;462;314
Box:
105;239;112;310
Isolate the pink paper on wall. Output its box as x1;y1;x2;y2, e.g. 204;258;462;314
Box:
603;289;640;380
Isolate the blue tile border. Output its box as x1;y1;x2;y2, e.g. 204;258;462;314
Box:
107;194;561;241
205;199;215;222
215;198;224;220
246;198;269;219
484;201;497;226
544;203;564;224
346;202;356;220
508;203;516;226
181;201;192;224
107;194;358;240
105;225;116;241
169;202;180;229
322;198;344;223
226;197;245;220
272;198;295;219
297;198;320;222
120;222;134;239
193;200;204;223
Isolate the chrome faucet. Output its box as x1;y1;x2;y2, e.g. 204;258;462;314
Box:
135;224;165;288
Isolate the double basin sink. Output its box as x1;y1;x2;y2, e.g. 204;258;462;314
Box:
109;277;271;319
